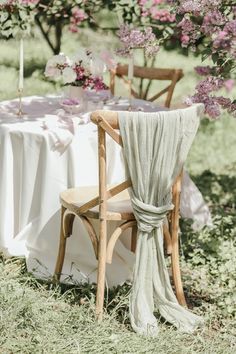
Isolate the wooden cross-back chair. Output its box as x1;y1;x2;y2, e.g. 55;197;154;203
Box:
110;64;184;108
54;110;186;320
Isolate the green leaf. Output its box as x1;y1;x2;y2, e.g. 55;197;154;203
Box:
19;10;28;21
212;53;219;64
0;12;9;22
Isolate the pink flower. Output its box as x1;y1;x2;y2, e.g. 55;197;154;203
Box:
181;34;190;46
218;31;228;39
224;20;236;36
178;18;200;47
117;24;159;57
69;7;88;33
196;77;224;94
205;102;221;118
138;0;175;22
173;0;236;118
140;9;149;17
72;7;87;21
213;31;230;49
215;96;232;108
224;79;234;93
195;66;211;76
138;0;148;4
202;10;226;35
20;0;39;4
1;0;39;7
152;0;163;4
150;8;175;22
186;76;236;118
184;96;194;106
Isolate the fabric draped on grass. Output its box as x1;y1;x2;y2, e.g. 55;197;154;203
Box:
118;104;204;336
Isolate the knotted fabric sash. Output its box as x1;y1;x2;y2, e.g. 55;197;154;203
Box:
118;105;204;336
131;196;174;233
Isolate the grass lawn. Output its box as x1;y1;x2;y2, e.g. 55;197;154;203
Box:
0;29;236;353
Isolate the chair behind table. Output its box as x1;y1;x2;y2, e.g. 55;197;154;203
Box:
110;64;184;108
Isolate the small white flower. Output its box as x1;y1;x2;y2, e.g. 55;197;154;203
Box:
184;96;193;106
62;67;77;84
54;53;70;66
44;67;61;79
45;53;71;79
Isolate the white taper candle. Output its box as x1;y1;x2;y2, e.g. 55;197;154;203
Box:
18;38;24;91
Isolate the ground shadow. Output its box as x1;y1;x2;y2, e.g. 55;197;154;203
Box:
192;169;236;206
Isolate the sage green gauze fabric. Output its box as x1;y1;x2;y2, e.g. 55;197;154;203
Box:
118;104;204;336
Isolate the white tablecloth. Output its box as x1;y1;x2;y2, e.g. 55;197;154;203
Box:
0;95;212;286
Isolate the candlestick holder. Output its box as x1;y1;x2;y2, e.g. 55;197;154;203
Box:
17;89;25;118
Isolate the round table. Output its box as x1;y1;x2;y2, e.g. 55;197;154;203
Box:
0;95;212;286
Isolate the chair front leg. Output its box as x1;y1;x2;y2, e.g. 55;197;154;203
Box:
131;224;137;253
96;218;107;321
163;222;172;256
171;174;187;307
54;206;71;282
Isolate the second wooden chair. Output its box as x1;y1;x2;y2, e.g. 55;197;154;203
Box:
110;64;184;108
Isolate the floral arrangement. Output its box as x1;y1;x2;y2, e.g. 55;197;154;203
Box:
170;0;236;118
44;50;114;90
117;24;160;57
0;0;39;38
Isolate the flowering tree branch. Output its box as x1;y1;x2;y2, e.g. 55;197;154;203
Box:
0;0;235;118
168;0;236;118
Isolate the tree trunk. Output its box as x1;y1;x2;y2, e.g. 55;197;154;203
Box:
35;16;62;55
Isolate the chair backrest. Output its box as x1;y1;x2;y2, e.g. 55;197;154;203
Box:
110;64;184;108
87;110;184;224
73;110;131;219
76;106;203;219
90;111;131;220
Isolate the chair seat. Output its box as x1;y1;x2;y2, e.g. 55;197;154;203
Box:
60;186;135;221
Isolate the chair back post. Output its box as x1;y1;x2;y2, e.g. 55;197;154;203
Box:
96;122;108;319
165;69;183;108
110;69;116;96
91;111;119;129
98;124;107;222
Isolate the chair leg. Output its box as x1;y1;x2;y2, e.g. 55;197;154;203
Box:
64;212;75;238
131;225;137;253
95;219;107;321
80;216;98;259
163;222;172;256
171;233;187;307
54;206;68;282
171;173;187;307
